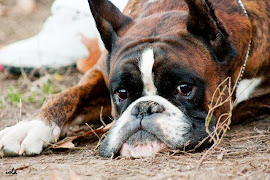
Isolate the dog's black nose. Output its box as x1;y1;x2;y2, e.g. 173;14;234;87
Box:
131;101;165;118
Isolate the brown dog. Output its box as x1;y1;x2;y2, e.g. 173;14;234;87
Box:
0;0;269;158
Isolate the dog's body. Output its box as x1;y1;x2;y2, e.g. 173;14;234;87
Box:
0;0;269;158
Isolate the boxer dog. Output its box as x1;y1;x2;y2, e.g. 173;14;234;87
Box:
0;0;269;158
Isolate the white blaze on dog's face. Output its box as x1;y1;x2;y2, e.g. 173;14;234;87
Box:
139;48;157;96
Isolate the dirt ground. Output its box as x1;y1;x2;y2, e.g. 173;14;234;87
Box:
0;1;269;179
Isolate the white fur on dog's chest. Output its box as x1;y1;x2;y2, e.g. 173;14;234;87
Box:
235;78;262;106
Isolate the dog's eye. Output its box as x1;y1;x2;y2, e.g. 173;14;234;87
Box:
176;83;193;96
115;89;128;102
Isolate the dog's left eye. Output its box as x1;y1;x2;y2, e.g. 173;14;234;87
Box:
115;89;128;102
176;83;193;96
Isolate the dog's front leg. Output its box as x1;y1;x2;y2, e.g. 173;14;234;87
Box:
0;69;111;157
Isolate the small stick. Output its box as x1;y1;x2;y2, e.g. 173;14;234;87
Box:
85;123;101;141
99;106;107;127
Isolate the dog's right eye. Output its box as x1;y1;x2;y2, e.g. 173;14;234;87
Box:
115;89;128;102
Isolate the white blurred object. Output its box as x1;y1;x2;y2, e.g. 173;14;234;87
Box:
0;0;129;69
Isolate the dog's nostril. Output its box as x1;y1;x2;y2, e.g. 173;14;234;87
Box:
150;103;165;114
131;101;165;118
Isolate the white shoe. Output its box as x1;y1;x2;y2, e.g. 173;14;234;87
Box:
0;0;128;71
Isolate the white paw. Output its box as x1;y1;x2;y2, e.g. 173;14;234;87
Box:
0;119;60;157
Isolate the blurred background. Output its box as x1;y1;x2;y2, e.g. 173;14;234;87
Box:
0;0;53;45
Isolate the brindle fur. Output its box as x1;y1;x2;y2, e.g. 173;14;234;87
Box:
37;0;270;136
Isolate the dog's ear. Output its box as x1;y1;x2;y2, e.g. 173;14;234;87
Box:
88;0;133;51
185;0;236;64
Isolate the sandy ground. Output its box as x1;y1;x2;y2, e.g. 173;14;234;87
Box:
0;1;269;179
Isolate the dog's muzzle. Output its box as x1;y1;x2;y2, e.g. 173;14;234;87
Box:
99;96;192;158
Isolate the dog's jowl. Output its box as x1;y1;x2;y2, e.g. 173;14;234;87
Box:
0;0;269;158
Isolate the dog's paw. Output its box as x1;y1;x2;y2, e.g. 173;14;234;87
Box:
0;119;60;157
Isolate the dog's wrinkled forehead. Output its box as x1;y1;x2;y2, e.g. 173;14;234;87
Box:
108;14;221;84
109;37;217;87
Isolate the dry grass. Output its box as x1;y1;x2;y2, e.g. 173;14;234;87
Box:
196;73;239;169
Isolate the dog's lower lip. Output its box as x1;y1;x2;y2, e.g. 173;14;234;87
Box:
120;141;167;158
119;130;168;158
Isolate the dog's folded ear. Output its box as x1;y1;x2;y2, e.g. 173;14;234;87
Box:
185;0;236;65
88;0;133;52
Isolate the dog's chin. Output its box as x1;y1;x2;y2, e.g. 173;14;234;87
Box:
119;130;168;158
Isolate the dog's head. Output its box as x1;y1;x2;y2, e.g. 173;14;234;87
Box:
88;0;236;158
